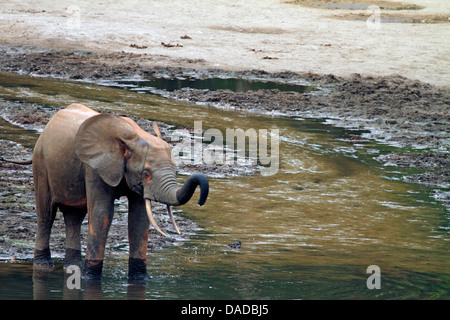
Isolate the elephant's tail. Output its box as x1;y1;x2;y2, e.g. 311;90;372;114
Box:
0;157;32;165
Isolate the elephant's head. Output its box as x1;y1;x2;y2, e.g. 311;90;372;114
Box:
74;113;209;236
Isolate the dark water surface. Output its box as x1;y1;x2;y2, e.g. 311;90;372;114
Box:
105;77;317;94
0;73;448;299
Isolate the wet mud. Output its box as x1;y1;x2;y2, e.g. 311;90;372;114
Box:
0;45;448;261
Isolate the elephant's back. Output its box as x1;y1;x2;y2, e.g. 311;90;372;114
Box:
49;104;99;130
35;104;97;153
40;104;97;138
33;104;97;200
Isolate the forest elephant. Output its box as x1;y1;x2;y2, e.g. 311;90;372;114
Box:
31;104;209;280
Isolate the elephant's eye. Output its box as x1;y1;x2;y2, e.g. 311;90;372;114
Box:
142;170;151;182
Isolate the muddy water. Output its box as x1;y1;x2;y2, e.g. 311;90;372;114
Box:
0;73;449;299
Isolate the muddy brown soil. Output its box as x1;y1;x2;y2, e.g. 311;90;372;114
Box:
376;152;449;188
0;45;449;261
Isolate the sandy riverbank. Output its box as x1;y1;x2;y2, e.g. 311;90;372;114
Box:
0;0;449;86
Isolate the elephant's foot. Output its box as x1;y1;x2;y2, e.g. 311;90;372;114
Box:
83;259;103;280
128;257;148;280
33;247;55;271
64;248;83;269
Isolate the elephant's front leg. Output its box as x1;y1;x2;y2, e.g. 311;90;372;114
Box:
61;206;87;269
83;171;115;280
127;193;150;280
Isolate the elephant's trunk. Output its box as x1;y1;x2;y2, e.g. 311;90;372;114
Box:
175;173;209;206
144;172;209;237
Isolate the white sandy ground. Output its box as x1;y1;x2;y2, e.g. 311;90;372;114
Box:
0;0;449;87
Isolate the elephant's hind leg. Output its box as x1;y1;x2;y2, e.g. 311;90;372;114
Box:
33;161;58;270
33;184;57;270
61;205;87;269
34;210;57;269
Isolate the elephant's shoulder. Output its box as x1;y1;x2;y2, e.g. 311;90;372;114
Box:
65;104;99;115
53;104;99;122
46;104;99;130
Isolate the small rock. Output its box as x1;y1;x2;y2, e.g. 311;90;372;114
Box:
227;241;242;249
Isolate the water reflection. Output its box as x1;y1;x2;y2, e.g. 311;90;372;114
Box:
1;254;448;299
32;268;147;300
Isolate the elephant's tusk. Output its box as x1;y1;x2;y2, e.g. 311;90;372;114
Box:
145;199;167;237
167;205;181;235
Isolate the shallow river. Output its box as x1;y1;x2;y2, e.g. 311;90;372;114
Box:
0;73;448;299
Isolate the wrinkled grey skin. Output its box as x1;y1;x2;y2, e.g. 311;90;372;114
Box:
32;104;209;280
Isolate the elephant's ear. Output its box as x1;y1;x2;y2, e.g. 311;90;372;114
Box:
75;113;138;186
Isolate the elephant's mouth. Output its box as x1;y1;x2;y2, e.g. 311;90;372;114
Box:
145;199;180;237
